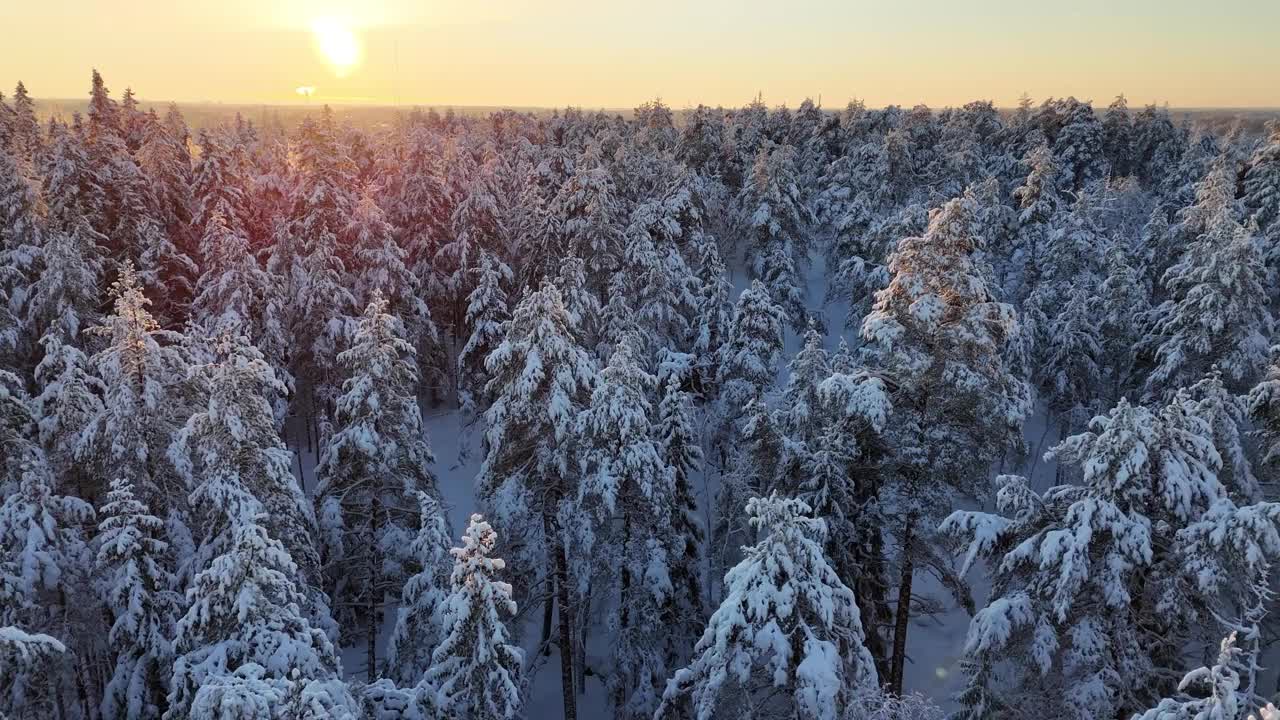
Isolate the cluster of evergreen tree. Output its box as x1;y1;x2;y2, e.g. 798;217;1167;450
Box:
3;72;1280;720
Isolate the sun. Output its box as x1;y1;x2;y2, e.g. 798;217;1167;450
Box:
311;18;361;77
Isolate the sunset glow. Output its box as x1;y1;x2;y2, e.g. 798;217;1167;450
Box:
2;0;1278;107
311;18;361;78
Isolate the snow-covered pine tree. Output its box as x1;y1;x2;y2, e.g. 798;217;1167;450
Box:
388;491;453;686
860;189;1030;694
315;291;438;681
0;442;93;716
190;206;280;342
552;143;624;286
1245;122;1280;232
96;476;180;720
655;376;708;664
715;280;786;424
735;142;812;330
169;331;318;592
82;264;190;513
458;249;513;413
614;198;699;356
32;333;104;498
575;337;686;718
552;256;603;352
137;105;197;270
1038;282;1105;433
1102;94;1134;178
943;389;1280;720
167;511;348;720
193;127;249;239
477;281;596;720
27;120;108;346
1144;202;1272;398
1248;350;1280;487
1052;98;1105;191
286;108;360;414
347;183;433;341
0;150;41;355
1098;240;1149;403
1023;189;1108;385
656;494;878;720
421;514;523;720
689;234;733;397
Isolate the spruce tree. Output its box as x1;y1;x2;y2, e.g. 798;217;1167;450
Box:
421;514;523;720
656;494;878;720
458;250;512;412
96;477;180;720
388;492;453;685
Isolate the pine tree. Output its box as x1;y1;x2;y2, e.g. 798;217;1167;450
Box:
458;250;512;412
388;492;453;686
1145;206;1272;398
477;282;596;720
656;376;708;664
0;452;93;716
689;235;732;397
1098;240;1149;402
1101;94;1134;177
1039;283;1104;432
735;143;812;329
191;128;248;245
169;332;318;589
944;391;1280;719
1011;143;1063;299
575;338;685;718
1052;98;1105;191
715;280;786;421
614;198;699;355
656;494;878;720
552;144;624;284
137;105;197;270
286;108;360;410
32;333;104;496
96;477;180;720
0;627;67;718
315;291;438;681
421;514;523;720
1245;122;1280;232
860;190;1030;694
167;516;345;720
83;264;190;512
190;207;278;337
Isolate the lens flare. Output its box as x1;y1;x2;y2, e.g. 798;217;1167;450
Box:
311;18;360;77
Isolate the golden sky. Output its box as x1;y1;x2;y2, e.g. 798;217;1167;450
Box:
4;0;1278;108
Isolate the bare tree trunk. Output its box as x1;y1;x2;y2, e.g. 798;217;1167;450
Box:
555;540;577;720
577;579;591;696
889;520;915;696
367;573;378;682
541;588;555;655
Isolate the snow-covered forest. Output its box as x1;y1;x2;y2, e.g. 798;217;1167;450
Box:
3;71;1280;720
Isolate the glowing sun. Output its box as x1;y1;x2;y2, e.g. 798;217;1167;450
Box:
311;18;361;77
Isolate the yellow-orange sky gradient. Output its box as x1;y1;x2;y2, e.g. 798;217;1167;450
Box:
4;0;1278;109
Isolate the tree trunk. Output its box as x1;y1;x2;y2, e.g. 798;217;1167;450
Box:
368;503;381;683
889;520;915;696
578;579;591;696
541;587;555;655
555;540;578;720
